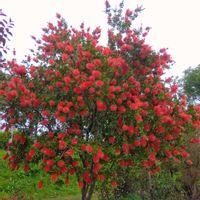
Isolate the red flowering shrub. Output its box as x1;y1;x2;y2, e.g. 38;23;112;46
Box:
0;1;200;200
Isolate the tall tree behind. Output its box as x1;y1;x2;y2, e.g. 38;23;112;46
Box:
180;65;200;104
0;9;14;66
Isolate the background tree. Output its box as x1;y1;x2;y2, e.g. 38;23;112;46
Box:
180;65;200;104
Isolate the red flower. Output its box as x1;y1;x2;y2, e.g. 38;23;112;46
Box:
48;59;55;65
86;63;95;70
78;181;83;188
57;160;65;168
92;70;102;78
135;114;142;122
97;151;104;159
130;103;138;110
108;136;115;144
65;179;70;186
61;54;68;62
122;143;129;154
98;174;105;182
51;173;58;182
46;159;54;167
111;181;117;187
71;139;78;145
93;155;99;163
190;138;200;144
94;59;102;67
186;159;193;165
41;119;49;125
58;140;66;150
23;164;29;172
148;154;157;162
37;181;43;189
73;69;80;76
65;45;74;53
149;134;156;142
134;140;140;147
95;80;104;87
64;149;74;157
85;145;93;153
3;153;9;160
110;104;117;111
96;100;107;111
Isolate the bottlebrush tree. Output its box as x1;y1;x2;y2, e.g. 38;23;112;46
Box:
0;1;200;200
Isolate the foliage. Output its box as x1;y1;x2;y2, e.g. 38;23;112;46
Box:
0;149;81;200
0;131;11;149
0;1;200;200
180;129;200;199
180;65;200;104
0;9;14;65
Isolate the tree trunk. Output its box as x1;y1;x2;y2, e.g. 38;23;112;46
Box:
147;171;152;192
81;181;96;200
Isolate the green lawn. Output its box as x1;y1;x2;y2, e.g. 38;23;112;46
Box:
0;150;82;200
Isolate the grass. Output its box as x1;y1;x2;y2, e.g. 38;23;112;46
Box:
0;150;82;200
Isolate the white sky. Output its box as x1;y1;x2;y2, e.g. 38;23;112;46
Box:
1;0;200;78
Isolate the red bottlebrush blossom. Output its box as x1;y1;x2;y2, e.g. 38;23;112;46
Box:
110;104;117;111
111;181;117;187
95;80;104;87
58;140;66;150
84;145;93;153
46;159;54;167
65;45;74;53
48;132;54;138
51;173;58;182
96;100;107;111
73;69;80;76
57;160;65;168
190;138;200;144
94;59;102;67
65;179;70;186
24;164;29;172
61;54;68;62
122;143;129;154
41;148;56;157
86;63;95;70
37;181;43;189
165;150;172;158
148;154;157;162
71;138;78;145
78;181;84;188
3;153;9;160
97;151;104;159
48;59;55;65
135;114;142;122
64;149;74;157
102;47;112;56
41;119;49;125
134;140;141;147
93;155;100;163
108;136;115;144
42;110;49;117
186;159;193;165
98;174;105;182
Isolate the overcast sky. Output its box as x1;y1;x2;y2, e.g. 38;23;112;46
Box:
1;0;200;78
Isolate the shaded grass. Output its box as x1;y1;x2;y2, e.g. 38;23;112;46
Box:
0;150;81;200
